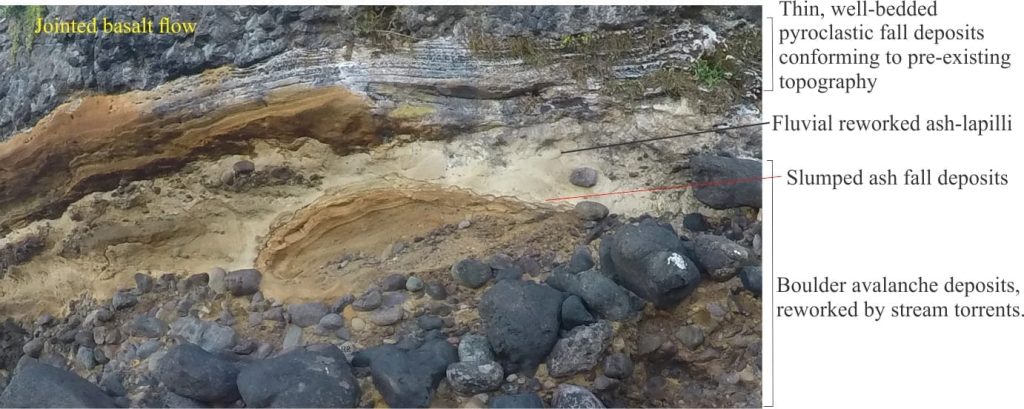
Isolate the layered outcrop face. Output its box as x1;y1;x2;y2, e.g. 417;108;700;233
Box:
1;6;762;408
0;85;381;234
0;4;761;317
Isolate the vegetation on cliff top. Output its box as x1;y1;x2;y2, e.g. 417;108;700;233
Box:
1;5;46;61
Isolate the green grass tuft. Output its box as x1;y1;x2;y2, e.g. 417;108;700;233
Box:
692;56;727;88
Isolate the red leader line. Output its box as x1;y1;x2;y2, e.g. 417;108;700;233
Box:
545;175;781;202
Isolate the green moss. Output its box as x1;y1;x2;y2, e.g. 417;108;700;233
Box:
1;5;46;61
388;104;434;120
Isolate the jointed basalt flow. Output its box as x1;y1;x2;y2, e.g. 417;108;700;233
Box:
0;193;762;408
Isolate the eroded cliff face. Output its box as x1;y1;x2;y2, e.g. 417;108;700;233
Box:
0;6;762;408
0;3;760;314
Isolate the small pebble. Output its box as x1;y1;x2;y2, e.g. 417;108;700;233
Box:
406;276;424;292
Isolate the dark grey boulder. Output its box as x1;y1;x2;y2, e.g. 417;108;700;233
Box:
352;288;383;311
682;213;710;232
352;334;458;408
369;305;404;326
740;266;762;296
547;271;642;321
487;254;516;271
331;294;356;313
135;273;155;293
287;302;330;328
155;343;240;403
479;280;562;372
125;315;169;338
416;315;444;331
99;372;127;397
546;321;613;378
184;273;210;289
690;154;762;209
424;281;448;300
451;258;493;289
674;325;705;349
564;245;595;274
569;167;599;188
168;317;237;352
599;219;701;309
319;313;345;330
0;357;116;408
75;347;96;369
603;353;633;379
237;347;361;408
224;269;262;296
381;273;408;291
111;291;137;310
158;391;210;408
446;360;504;395
136;340;162;360
0;320;27;369
494;264;525;282
560;295;596;330
233;160;256;175
22;339;44;359
574;201;608;221
458;334;495;363
690;234;751;282
552;384;605;408
489;393;546;408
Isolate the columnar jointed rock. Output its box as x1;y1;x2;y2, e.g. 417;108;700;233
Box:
545;321;613;377
690;154;762;209
479;280;563;372
155;343;240;404
689;234;751;282
237;346;361;408
599;219;701;309
0;357;116;408
552;384;606;408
